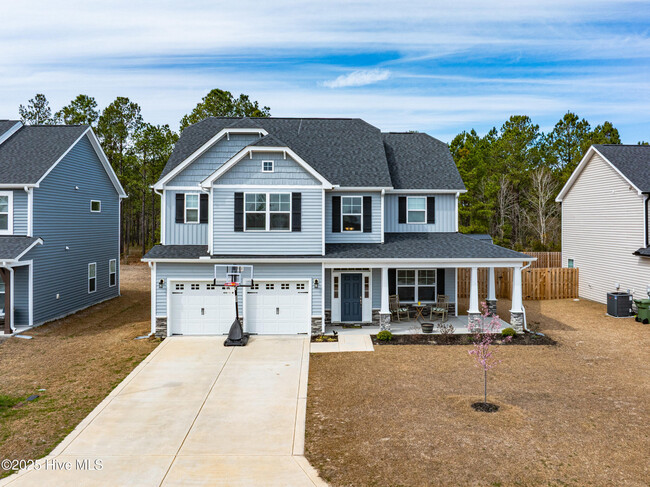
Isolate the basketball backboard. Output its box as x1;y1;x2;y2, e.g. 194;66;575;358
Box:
213;264;254;287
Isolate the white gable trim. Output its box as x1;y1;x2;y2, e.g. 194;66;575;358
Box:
0;121;22;146
556;146;642;202
200;145;333;189
34;129;127;198
153;128;268;190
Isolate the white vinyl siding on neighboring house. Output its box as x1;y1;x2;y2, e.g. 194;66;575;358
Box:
561;152;650;303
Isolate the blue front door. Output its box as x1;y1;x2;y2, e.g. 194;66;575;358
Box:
341;273;362;321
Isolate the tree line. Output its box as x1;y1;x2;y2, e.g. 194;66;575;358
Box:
15;91;645;253
17;90;270;258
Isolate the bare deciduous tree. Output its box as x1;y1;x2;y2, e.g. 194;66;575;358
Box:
525;168;559;248
493;175;516;242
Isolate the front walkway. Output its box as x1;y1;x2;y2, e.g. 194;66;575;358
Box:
326;315;510;336
1;336;325;487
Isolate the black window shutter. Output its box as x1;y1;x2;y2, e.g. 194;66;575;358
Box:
175;193;184;223
427;196;436;224
292;193;301;232
234;192;244;232
388;269;396;296
363;196;372;233
332;196;341;233
437;269;445;297
398;196;407;224
200;194;209;223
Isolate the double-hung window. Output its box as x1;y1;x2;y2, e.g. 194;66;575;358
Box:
0;192;12;235
342;196;362;232
109;259;117;287
396;269;437;303
185;194;199;223
245;193;291;231
88;263;97;293
407;197;426;223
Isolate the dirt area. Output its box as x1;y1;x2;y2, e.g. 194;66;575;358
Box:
306;298;650;486
0;264;157;477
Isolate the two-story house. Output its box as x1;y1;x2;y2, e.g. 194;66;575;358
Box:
0;120;126;334
556;144;650;304
143;117;531;337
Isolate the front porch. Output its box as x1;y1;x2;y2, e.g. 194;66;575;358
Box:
325;314;511;336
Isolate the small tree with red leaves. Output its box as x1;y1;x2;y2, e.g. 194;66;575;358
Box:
468;302;511;407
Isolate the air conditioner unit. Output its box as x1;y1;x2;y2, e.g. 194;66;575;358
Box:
607;292;633;317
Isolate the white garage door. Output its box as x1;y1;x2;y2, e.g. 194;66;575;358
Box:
246;281;310;334
169;281;236;335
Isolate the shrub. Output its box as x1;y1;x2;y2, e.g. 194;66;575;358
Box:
376;330;393;341
501;327;517;338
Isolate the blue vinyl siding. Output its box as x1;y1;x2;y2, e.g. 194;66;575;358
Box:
212;187;323;255
164;190;208;245
372;268;381;308
215;151;319;186
325;192;382;243
155;262;322;317
26;134;120;325
169;134;260;186
12;190;28;235
324;268;331;309
384;193;456;232
13;265;29;326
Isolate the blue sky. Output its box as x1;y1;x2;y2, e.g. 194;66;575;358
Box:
2;0;649;142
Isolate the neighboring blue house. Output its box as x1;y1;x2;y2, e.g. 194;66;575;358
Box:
0;120;127;334
143;117;531;337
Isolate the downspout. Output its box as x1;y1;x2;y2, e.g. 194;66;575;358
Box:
1;264;15;333
644;193;649;248
154;188;164;245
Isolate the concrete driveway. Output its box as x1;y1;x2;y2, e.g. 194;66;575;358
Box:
2;336;325;486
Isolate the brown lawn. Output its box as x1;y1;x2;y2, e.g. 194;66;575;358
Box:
306;298;650;486
0;264;158;477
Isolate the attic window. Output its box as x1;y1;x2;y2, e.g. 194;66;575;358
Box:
262;161;274;172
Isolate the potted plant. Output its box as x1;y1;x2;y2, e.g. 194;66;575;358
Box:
421;322;434;334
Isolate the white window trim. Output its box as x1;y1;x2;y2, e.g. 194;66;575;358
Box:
396;269;437;303
88;262;97;294
406;196;426;224
341;196;363;233
109;259;117;287
262;160;274;173
244;192;292;232
90;200;102;213
0;191;13;235
184;193;200;224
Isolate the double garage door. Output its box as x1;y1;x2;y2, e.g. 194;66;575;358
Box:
169;280;310;335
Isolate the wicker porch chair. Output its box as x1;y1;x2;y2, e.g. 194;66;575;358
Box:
430;295;449;323
389;294;410;321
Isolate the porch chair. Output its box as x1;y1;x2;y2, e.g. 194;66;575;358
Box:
389;294;410;321
430;295;450;323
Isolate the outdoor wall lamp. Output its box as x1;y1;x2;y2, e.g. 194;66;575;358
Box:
314;279;319;289
159;279;165;289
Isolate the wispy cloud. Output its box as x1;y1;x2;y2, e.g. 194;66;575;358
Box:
322;69;391;88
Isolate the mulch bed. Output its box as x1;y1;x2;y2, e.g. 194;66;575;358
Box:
311;334;339;343
371;332;556;346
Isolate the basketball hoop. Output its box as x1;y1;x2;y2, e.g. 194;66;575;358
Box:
213;265;254;347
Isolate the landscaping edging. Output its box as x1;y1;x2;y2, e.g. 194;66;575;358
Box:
371;332;556;346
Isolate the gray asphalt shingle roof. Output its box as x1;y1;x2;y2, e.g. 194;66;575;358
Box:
0;124;89;184
634;247;650;257
0;236;42;260
382;133;465;190
0;120;19;139
161;117;460;189
595;144;650;192
143;233;530;261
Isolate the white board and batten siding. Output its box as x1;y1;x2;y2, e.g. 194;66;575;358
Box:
562;152;650;303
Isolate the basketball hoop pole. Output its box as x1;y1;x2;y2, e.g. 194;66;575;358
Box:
214;265;254;347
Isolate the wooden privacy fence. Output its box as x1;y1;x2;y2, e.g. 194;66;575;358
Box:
457;267;579;300
525;252;562;268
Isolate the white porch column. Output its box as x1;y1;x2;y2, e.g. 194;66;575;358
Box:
379;266;391;331
486;266;497;316
510;266;524;332
467;266;480;324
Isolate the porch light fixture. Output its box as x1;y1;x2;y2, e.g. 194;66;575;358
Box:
159;279;164;289
314;279;319;289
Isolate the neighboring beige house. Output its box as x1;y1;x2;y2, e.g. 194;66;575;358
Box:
556;144;650;304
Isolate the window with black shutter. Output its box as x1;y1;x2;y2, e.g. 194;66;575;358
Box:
363;196;372;233
398;196;407;224
234;192;244;232
175;193;184;223
427;196;436;224
332;196;341;232
291;193;301;231
200;193;209;223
